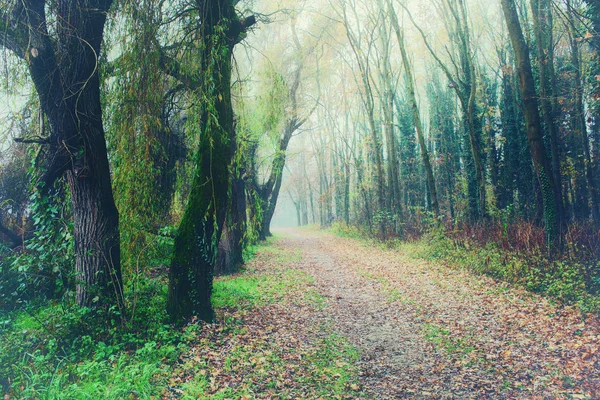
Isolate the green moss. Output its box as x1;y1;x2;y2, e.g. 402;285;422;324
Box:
167;13;238;324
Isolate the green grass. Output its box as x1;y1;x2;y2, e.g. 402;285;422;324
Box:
1;237;359;399
303;288;328;309
290;330;361;397
0;276;183;399
212;267;312;311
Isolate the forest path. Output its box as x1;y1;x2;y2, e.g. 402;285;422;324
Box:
274;228;600;399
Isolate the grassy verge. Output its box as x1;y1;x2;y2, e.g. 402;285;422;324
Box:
330;223;600;314
0;278;180;399
1;235;361;399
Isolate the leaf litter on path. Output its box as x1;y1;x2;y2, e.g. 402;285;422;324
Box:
171;229;599;399
278;229;599;399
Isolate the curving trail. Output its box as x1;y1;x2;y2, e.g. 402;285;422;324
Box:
274;228;600;399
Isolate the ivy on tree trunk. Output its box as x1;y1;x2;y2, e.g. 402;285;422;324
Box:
166;1;255;323
0;0;124;315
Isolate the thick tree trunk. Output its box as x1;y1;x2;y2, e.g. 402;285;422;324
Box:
167;1;253;322
167;114;230;322
501;0;561;243
67;148;123;311
229;176;247;267
0;0;124;313
215;174;246;276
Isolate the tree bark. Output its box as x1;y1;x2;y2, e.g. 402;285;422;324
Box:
215;159;247;275
388;2;439;216
501;0;561;243
340;1;386;225
258;122;294;239
565;2;599;224
255;16;313;239
1;0;124;313
167;1;254;323
530;0;564;225
401;0;485;219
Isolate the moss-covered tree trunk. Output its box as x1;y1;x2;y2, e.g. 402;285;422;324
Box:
167;1;255;323
530;0;564;226
215;137;247;276
501;0;561;244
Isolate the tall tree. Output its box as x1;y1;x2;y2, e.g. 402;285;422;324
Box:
338;0;386;223
530;0;564;225
165;0;256;323
501;0;561;243
560;0;599;223
583;0;600;224
0;0;124;312
254;16;318;239
401;0;487;220
370;1;403;224
388;0;439;216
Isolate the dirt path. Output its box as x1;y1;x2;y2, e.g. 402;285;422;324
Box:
275;228;600;399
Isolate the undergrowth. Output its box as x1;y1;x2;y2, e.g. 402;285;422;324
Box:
331;221;600;314
1;235;361;398
0;276;180;398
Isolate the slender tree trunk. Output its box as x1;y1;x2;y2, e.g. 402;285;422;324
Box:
384;90;403;220
301;154;317;225
531;0;564;225
400;0;483;218
340;3;386;226
501;0;561;243
465;72;487;220
567;1;600;224
344;157;351;225
388;5;439;216
585;0;600;220
295;200;301;227
301;191;309;225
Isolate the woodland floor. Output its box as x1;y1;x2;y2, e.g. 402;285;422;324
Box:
174;228;600;399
